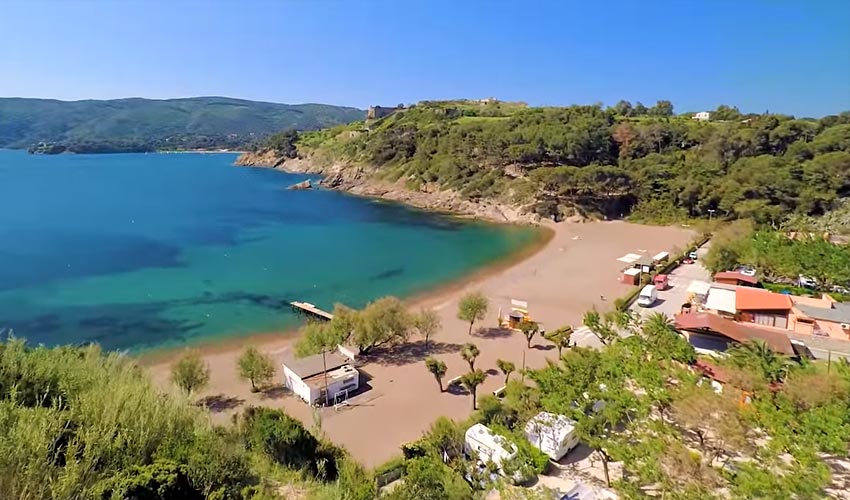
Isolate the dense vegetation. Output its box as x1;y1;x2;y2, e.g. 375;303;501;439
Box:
528;311;850;498
0;336;371;500
372;309;850;499
290;100;850;222
703;222;850;294
4;299;850;499
0;97;363;153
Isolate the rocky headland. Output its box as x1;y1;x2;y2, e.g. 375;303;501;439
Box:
235;151;541;224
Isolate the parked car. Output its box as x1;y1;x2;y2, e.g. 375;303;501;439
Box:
831;284;850;295
688;250;699;260
736;265;757;277
798;275;818;289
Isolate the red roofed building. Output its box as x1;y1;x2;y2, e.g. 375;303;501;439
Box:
713;271;760;287
675;312;795;355
735;287;792;329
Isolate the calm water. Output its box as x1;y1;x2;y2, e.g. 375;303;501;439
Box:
0;150;537;352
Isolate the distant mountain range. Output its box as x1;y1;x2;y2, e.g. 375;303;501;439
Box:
0;96;364;153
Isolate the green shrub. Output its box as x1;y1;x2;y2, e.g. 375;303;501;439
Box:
241;407;337;479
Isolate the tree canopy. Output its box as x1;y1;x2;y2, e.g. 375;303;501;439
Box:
285;100;850;223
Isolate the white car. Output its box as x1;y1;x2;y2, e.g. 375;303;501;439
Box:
798;275;818;289
736;266;757;277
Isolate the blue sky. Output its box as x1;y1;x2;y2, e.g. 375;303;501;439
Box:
1;0;848;116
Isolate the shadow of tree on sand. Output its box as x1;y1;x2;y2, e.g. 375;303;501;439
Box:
363;340;464;367
259;384;290;400
446;382;470;396
475;327;514;339
532;343;555;351
197;394;244;413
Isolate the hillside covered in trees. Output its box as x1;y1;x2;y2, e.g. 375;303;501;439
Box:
276;100;850;223
0;97;364;153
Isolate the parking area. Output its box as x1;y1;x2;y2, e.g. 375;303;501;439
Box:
631;244;711;320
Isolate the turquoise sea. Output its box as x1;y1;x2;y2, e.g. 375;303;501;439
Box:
0;150;537;352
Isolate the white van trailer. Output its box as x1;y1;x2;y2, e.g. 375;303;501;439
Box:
524;411;579;461
464;423;518;468
637;284;657;307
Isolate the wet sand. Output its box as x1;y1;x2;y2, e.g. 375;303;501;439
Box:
147;220;695;467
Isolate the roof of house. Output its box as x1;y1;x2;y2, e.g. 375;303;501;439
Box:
674;312;795;355
634;256;655;266
795;303;850;325
735;287;792;311
281;350;351;379
714;271;759;285
705;287;737;314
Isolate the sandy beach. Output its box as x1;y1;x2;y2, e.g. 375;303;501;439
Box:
147;220;695;467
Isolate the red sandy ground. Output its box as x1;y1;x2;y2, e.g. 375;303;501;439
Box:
147;221;695;468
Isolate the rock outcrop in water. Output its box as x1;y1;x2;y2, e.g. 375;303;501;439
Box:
286;179;312;190
235;151;540;224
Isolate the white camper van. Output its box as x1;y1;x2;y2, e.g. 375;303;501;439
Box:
524;412;579;461
464;423;518;468
637;284;657;307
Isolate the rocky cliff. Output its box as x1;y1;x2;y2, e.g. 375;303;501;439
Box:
234;151;539;223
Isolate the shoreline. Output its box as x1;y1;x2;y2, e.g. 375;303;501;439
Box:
138;222;554;367
146;219;697;466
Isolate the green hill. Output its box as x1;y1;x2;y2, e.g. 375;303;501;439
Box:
290;100;850;223
0;96;364;153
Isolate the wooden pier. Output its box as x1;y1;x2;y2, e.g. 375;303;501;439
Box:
290;301;334;321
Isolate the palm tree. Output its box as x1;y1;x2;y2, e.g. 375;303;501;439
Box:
461;343;480;371
496;359;515;385
728;340;792;383
544;326;573;357
460;369;487;410
518;320;540;348
583;309;617;345
424;357;448;392
642;312;674;336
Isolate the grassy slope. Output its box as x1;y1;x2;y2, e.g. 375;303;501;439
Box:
0;96;364;148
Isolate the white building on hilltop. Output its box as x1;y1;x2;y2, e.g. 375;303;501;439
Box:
693;111;711;121
524;411;579;460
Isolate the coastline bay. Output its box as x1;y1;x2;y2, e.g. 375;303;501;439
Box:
0;150;539;352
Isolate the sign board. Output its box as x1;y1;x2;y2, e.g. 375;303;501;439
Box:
511;299;528;308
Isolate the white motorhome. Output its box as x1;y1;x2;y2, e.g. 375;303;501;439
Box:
464;423;518;469
637;284;657;307
524;411;579;460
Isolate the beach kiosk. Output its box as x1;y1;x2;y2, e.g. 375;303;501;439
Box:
653;251;670;265
500;299;532;329
621;268;641;285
